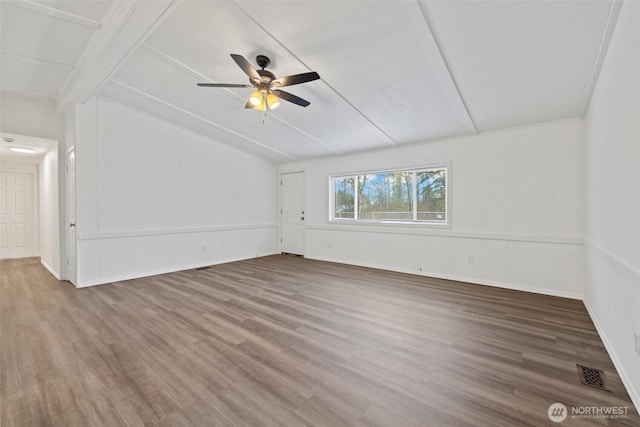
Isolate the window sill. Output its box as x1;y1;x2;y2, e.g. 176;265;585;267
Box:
328;219;450;229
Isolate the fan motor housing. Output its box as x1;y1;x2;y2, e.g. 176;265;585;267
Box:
256;55;271;69
257;69;276;84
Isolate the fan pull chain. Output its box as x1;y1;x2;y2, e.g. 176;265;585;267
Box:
262;91;268;124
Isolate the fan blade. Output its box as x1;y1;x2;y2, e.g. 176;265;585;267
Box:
230;54;261;83
273;89;310;107
197;83;252;88
271;71;320;87
245;100;255;109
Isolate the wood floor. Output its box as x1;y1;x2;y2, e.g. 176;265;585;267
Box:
1;256;638;426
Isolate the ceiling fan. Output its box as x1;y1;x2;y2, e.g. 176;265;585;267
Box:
197;54;320;111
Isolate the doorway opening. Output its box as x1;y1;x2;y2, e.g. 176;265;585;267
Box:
0;132;62;279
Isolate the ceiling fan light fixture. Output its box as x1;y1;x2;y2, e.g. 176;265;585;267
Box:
266;92;280;110
249;90;263;106
253;96;266;111
197;54;320;111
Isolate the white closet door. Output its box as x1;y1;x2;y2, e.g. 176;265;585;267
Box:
0;171;36;259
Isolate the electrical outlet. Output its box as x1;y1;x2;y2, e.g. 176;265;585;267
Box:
635;332;640;355
468;256;474;264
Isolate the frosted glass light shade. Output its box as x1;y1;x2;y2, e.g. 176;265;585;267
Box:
267;93;280;109
249;90;263;106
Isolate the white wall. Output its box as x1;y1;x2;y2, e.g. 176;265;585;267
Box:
65;105;76;153
39;146;60;278
0;92;65;142
280;119;585;298
0;160;38;171
584;0;640;410
74;98;279;286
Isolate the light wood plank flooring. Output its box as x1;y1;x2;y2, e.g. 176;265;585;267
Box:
1;255;638;426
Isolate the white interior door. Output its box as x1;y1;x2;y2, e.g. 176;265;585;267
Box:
0;171;36;259
66;149;77;284
280;172;305;255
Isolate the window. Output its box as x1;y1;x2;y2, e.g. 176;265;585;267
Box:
333;176;355;219
330;166;448;224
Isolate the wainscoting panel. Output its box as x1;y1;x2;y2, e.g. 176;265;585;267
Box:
306;225;583;299
76;225;278;287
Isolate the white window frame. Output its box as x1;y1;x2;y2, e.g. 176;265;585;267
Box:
329;164;450;227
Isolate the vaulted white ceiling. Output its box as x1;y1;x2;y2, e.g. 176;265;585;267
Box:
1;0;112;96
0;0;621;163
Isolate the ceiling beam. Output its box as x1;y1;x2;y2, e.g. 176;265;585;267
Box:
13;0;101;29
1;52;74;69
580;0;623;117
56;0;177;113
0;87;58;100
415;0;477;135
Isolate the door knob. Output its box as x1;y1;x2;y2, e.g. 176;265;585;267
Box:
301;217;305;220
69;222;76;227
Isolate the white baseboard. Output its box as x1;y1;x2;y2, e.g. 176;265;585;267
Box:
584;299;640;413
307;255;583;300
40;259;61;280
